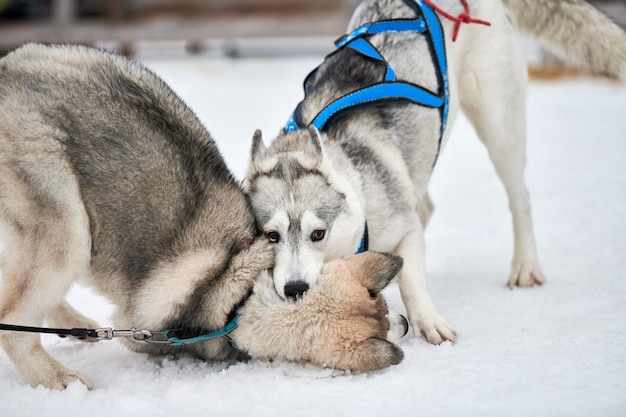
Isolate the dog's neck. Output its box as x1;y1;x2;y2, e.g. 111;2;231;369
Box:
311;136;370;256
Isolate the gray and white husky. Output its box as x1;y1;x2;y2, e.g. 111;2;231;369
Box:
245;0;626;344
0;43;406;390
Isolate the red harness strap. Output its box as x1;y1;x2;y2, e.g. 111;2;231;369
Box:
422;0;491;41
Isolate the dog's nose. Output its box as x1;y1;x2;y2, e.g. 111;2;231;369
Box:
399;314;409;337
284;280;309;300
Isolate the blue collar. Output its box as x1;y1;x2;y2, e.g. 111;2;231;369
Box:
164;315;240;346
284;0;449;159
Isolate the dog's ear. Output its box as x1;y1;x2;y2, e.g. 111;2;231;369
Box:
349;337;404;372
345;252;403;293
250;129;268;168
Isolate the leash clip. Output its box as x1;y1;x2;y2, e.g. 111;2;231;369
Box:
94;328;170;345
94;328;115;340
124;329;153;345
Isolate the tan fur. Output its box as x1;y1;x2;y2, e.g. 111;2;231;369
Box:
232;252;404;372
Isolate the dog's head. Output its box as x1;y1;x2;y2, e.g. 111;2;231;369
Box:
245;128;366;300
305;251;406;371
233;251;406;372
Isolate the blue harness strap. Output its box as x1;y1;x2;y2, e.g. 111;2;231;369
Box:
344;38;396;81
334;17;427;48
284;0;449;146
419;0;449;143
311;82;443;131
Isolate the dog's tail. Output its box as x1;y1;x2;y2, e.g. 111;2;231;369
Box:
501;0;626;80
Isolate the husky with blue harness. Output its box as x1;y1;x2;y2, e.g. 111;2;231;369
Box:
245;0;626;344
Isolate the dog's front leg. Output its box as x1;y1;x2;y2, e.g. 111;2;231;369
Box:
0;292;94;389
205;238;276;324
0;332;94;390
396;225;456;344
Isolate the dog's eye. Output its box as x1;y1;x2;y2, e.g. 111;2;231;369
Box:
310;229;326;242
265;231;280;244
368;290;377;299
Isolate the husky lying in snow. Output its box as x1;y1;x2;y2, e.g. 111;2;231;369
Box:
0;43;406;390
245;0;626;344
235;251;406;370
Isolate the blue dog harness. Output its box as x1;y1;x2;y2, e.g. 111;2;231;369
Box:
283;0;449;255
284;0;449;154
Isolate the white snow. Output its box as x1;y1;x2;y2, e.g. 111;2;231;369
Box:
0;53;625;417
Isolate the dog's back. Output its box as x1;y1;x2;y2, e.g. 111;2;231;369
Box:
0;44;255;288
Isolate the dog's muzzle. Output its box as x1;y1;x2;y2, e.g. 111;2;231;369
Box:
284;280;310;300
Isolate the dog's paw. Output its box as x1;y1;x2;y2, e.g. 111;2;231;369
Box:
328;337;404;372
50;371;94;391
238;237;275;269
507;260;546;288
30;367;94;391
314;252;406;371
226;238;275;286
410;312;457;345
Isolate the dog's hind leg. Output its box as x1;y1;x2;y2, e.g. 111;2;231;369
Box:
0;160;94;389
47;301;101;342
458;4;545;288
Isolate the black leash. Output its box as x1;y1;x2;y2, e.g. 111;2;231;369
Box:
0;323;98;339
0;319;239;346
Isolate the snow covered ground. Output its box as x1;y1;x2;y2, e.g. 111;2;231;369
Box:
0;53;625;417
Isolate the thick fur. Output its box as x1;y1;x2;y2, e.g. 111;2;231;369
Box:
246;0;626;344
501;0;626;80
233;251;405;372
0;44;404;389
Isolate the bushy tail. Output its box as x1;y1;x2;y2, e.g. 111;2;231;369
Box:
501;0;626;80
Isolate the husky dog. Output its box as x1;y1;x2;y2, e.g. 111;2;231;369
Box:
0;43;405;390
245;0;626;344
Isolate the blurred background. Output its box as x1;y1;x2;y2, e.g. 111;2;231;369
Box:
0;0;359;58
1;0;625;71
